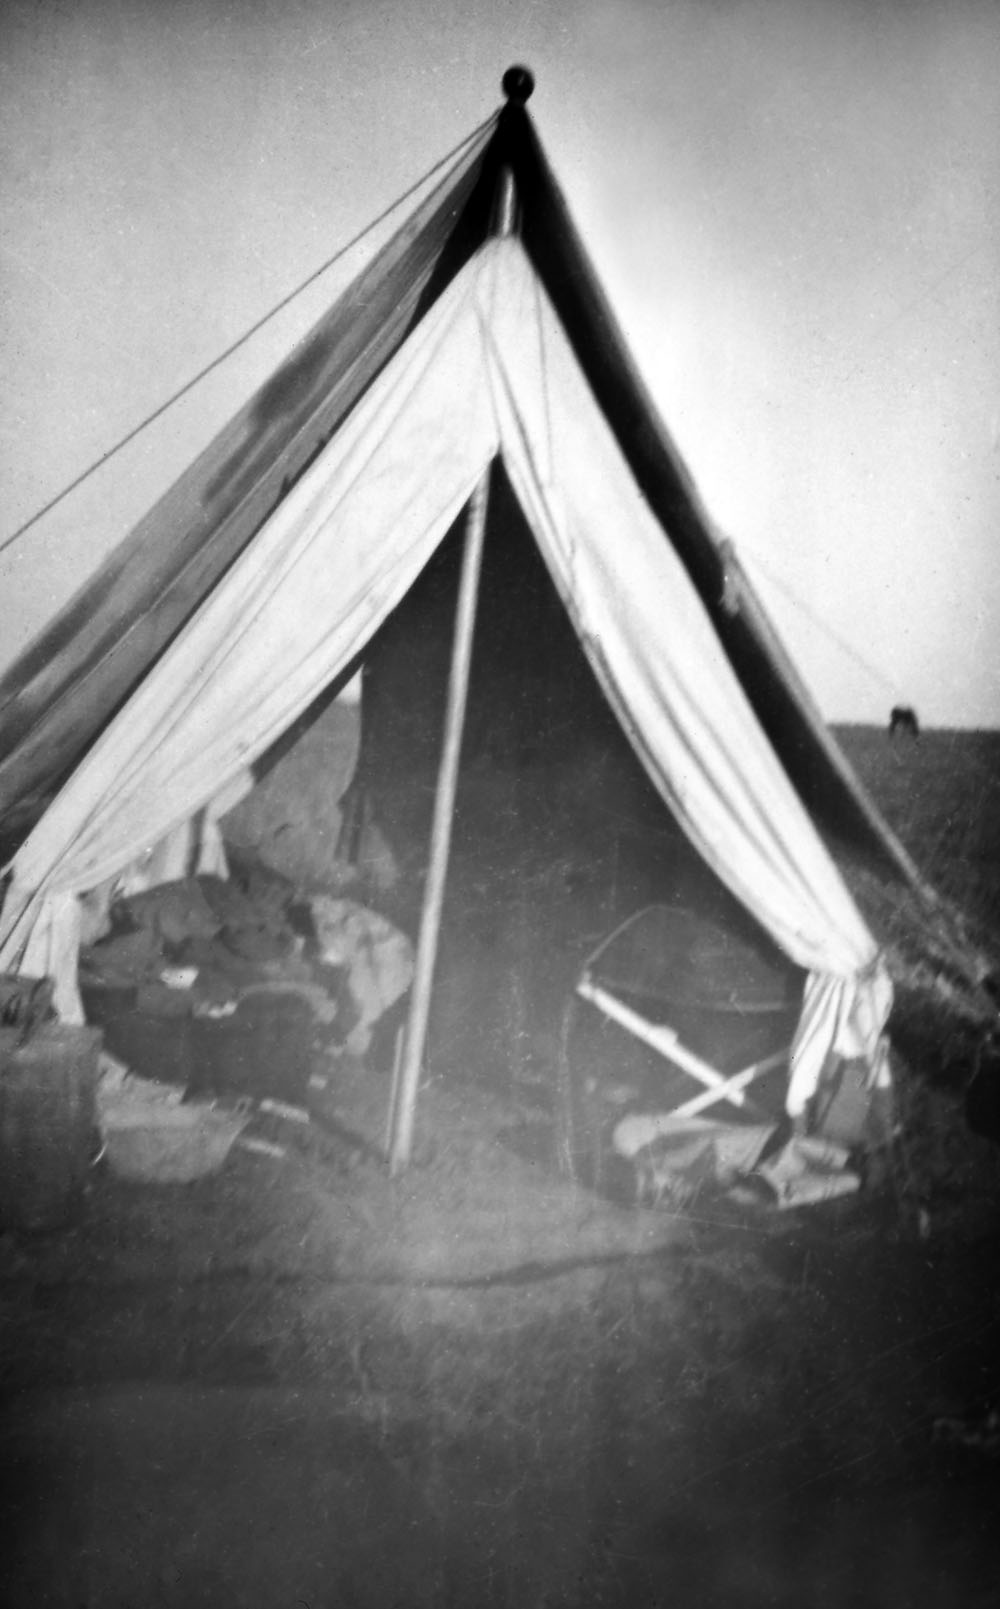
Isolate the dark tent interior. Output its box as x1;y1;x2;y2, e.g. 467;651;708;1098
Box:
321;459;806;1126
352;461;664;855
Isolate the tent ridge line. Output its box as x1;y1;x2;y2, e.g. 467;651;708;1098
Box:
0;113;499;568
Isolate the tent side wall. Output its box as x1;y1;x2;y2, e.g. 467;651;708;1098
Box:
492;110;908;876
0;125;496;853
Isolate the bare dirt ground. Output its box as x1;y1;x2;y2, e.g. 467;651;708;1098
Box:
2;728;999;1607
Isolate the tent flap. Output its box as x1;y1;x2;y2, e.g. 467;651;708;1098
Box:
480;239;891;1110
0;121;497;847
0;248;502;1013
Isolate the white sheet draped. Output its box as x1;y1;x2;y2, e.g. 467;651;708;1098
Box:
0;237;890;1116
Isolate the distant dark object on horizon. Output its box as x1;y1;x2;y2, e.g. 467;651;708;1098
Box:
889;705;920;740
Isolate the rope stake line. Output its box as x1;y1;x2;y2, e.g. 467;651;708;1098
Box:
0;115;497;561
740;545;901;700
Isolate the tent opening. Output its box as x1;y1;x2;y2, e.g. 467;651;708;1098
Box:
355;459;667;854
316;461;807;1093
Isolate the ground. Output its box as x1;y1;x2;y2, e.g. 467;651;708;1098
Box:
2;728;999;1607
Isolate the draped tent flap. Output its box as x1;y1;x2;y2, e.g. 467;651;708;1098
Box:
0;120;500;844
475;240;890;1113
0;252;502;1010
480;242;875;974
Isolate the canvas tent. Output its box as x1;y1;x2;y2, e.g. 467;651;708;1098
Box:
0;71;900;1156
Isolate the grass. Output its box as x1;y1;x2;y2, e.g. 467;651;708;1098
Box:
834;727;1000;1075
3;727;1000;1605
832;727;1000;1230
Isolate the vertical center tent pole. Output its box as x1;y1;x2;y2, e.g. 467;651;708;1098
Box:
388;162;519;1173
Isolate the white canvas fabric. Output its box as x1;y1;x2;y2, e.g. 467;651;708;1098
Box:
0;258;499;1006
476;242;893;1114
0;237;891;1114
76;771;250;949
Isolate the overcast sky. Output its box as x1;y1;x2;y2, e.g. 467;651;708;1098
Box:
1;0;997;728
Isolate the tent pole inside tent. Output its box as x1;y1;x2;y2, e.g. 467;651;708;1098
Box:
387;469;491;1173
388;159;519;1174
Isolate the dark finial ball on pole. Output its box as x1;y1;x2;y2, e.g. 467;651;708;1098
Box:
502;65;535;105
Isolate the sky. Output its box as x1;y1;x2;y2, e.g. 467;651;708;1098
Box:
1;0;998;728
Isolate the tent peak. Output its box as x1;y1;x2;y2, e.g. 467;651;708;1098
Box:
502;65;535;105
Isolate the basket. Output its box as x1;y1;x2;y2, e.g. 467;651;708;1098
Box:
99;1100;249;1184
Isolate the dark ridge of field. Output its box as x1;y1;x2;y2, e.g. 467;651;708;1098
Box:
832;725;1000;1100
2;725;999;1607
835;724;1000;936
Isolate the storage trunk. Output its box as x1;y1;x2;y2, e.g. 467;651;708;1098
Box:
82;985;192;1089
0;1025;102;1231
